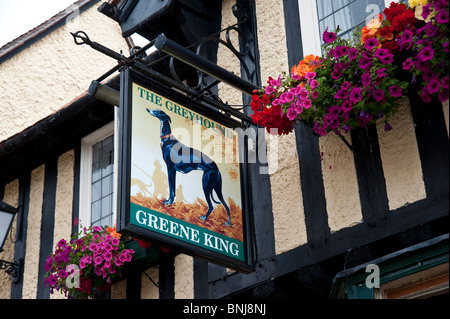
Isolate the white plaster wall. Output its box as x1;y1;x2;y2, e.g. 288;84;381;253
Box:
22;165;45;299
443;101;449;136
50;150;75;299
255;0;307;254
141;266;159;299
0;179;19;299
0;2;129;142
377;99;426;210
111;278;127;299
174;254;194;299
320;133;362;232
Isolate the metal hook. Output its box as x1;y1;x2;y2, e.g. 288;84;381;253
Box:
70;31;91;46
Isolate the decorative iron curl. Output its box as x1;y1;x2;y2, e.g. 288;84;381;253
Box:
166;1;255;106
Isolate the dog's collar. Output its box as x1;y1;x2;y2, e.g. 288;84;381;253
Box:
161;133;172;140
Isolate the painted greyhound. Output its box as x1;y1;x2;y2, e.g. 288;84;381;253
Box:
146;108;231;226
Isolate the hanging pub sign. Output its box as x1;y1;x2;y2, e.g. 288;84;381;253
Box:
117;68;254;273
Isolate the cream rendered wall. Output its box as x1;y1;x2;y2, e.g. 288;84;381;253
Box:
111;278;127;299
0;179;19;299
255;0;307;255
320;133;362;232
22;165;45;299
443;101;449;136
377;99;426;210
141;266;159;299
0;2;129;299
0;2;129;143
50;150;75;299
174;254;194;299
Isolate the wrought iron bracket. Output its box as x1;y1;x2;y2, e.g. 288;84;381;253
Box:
71;30;254;124
0;258;22;284
71;2;259;125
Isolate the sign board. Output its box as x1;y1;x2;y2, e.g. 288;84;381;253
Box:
117;68;254;273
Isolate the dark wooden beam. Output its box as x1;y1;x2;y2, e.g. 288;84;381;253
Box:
208;193;448;298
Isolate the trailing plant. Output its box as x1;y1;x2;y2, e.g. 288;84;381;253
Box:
44;223;135;299
251;0;449;136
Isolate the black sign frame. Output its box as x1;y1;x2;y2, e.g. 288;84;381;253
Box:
117;68;254;273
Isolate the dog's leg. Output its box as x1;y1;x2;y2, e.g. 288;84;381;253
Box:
199;171;215;223
164;165;176;205
214;181;231;226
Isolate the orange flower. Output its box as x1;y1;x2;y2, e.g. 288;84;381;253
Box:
291;54;321;79
361;13;384;43
106;225;122;239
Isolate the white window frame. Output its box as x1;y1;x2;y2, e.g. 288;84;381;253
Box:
298;0;400;57
78;116;119;231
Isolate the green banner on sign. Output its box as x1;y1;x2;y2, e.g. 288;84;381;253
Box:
130;202;245;261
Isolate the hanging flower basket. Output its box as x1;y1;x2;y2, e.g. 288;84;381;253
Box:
44;224;135;299
251;0;449;137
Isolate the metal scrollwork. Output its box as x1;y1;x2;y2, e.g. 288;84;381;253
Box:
0;259;20;283
163;1;256;106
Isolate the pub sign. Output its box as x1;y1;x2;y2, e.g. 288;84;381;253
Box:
117;68;254;273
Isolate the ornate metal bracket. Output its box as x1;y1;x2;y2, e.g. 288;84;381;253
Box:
0;258;21;283
71;1;259;125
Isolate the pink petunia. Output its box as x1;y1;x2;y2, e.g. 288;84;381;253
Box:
92;226;102;233
379;54;394;65
373;89;385;102
362;73;371;87
348;48;358;61
280;91;294;103
94;256;103;266
335;89;347;100
305;72;316;80
388;85;403;97
323;27;337;44
349;88;363;103
341;81;351;91
402;59;413;70
364;37;379;50
359;57;371;70
268;75;282;87
265;85;275;94
298;88;309;100
310;79;319;90
438;88;449;102
374;48;390;59
286;107;298;121
427;79;441;94
401;29;414;43
422;4;432;20
303;99;312;109
420;89;432;103
436;10;449;24
418;47;434;62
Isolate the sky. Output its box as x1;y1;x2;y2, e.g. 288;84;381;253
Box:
0;0;148;48
0;0;83;47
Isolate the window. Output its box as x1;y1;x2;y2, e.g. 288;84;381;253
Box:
79;122;117;229
375;263;449;299
298;0;393;57
91;135;114;227
316;0;386;43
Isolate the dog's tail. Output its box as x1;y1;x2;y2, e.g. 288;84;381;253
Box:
210;192;221;205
